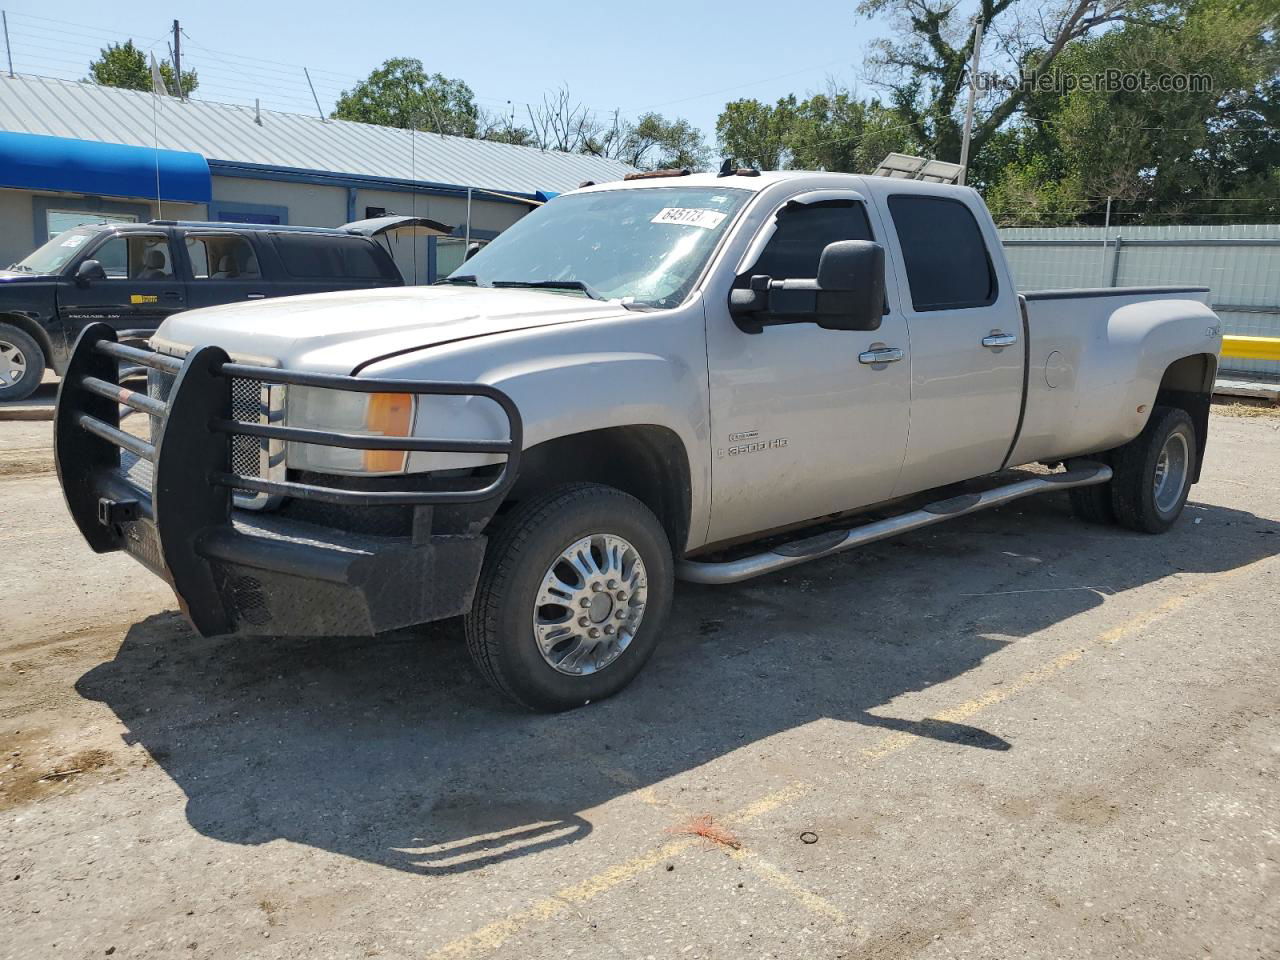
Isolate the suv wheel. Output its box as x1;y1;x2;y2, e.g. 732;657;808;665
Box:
464;483;674;711
0;324;44;403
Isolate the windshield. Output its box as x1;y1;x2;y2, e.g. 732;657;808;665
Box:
11;227;100;275
451;186;751;308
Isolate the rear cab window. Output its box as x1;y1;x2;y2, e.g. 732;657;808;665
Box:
271;234;398;280
887;195;997;311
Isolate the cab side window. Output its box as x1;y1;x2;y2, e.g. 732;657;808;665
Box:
751;200;874;280
887;195;996;311
91;235;174;280
185;235;262;281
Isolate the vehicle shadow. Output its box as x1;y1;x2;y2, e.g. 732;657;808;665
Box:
76;494;1278;876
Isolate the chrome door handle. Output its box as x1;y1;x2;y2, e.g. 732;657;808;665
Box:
982;333;1018;348
858;346;905;365
246;293;266;299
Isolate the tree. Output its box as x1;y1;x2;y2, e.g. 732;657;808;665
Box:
593;112;711;169
715;86;912;172
333;58;480;136
86;39;197;96
715;97;798;169
523;87;710;170
983;0;1280;224
857;0;1145;162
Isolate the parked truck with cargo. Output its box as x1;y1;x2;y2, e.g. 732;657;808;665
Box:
54;170;1222;710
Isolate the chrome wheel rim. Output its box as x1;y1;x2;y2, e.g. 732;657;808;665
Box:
0;339;27;388
532;533;649;676
1153;430;1190;515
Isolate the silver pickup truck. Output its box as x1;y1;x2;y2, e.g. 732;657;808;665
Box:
54;170;1222;710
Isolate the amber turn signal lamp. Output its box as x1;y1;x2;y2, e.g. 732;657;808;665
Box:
363;392;414;472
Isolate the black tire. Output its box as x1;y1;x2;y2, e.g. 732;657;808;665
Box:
464;483;674;711
1067;454;1115;525
1109;406;1197;534
0;323;45;403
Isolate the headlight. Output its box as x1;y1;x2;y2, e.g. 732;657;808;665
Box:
285;387;415;474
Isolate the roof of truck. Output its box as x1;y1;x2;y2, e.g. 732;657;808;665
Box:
573;169;978;202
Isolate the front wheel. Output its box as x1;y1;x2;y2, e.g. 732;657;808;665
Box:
0;323;45;403
464;483;674;711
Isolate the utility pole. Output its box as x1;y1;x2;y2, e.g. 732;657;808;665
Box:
957;15;984;186
171;19;184;99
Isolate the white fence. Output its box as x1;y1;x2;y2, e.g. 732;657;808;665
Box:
1000;225;1280;378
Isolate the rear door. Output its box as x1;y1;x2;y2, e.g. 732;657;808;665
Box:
181;231;271;309
877;191;1024;496
56;229;187;337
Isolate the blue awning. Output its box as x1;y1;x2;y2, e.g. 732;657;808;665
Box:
0;131;211;204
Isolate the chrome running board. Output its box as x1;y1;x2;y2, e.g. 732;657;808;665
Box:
676;463;1113;585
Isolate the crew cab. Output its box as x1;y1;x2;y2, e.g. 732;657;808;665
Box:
0;215;449;401
53;170;1222;711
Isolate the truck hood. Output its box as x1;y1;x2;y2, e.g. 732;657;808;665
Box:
153;284;631;373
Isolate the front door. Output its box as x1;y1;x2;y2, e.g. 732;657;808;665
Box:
704;193;912;545
875;193;1025;497
57;231;187;337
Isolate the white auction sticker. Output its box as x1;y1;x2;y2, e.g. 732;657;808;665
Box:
651;207;727;230
60;234;88;248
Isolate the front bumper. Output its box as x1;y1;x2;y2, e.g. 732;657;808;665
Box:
54;324;521;637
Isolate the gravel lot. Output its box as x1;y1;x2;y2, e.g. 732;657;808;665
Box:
2;411;1277;960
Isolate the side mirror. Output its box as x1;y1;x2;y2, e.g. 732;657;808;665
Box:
728;240;885;332
812;240;885;332
75;259;106;285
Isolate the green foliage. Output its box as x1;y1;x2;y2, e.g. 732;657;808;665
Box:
716;97;796;170
333;57;480;135
86;39;197;95
985;0;1280;223
715;88;912;173
610;112;710;170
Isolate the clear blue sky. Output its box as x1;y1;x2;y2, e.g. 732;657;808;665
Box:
3;0;893;148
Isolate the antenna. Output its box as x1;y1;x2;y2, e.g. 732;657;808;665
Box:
149;52;164;220
304;68;325;121
3;11;14;79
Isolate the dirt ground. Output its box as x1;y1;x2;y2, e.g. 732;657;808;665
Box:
2;412;1278;960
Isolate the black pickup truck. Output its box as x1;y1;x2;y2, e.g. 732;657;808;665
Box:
0;215;450;402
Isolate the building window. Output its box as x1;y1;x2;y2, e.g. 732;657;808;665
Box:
46;208;136;240
435;237;485;280
208;200;288;225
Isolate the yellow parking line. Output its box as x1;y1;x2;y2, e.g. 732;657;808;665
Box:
427;558;1273;960
428;837;698;960
728;847;851;926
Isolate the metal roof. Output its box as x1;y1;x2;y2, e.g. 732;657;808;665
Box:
0;74;636;197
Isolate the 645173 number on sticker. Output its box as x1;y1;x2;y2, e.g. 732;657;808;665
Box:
650;207;727;230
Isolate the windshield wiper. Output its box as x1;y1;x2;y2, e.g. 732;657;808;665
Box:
490;279;606;301
7;263;31;273
434;274;478;286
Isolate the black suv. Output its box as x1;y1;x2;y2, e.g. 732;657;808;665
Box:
0;216;448;402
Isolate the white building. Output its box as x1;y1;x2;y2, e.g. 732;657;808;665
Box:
0;74;635;280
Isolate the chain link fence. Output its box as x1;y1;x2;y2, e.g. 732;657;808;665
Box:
1000;224;1280;378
